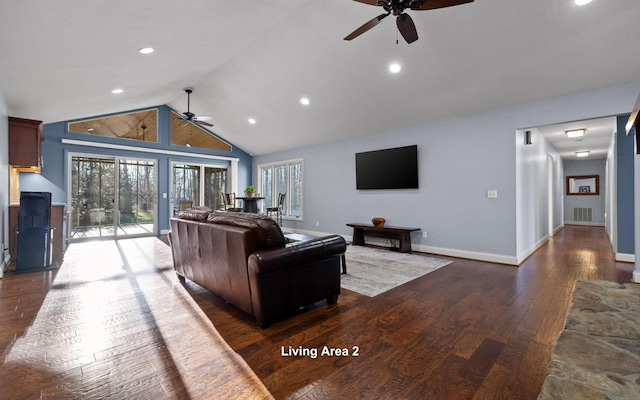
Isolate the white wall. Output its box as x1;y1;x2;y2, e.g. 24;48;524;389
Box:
635;133;640;282
0;90;9;277
254;81;640;265
606;130;616;246
515;128;563;262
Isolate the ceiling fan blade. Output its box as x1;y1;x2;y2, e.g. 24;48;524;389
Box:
397;13;418;44
344;13;390;41
351;0;380;6
411;0;473;11
196;120;214;127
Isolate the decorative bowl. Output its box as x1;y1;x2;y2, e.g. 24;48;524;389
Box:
372;217;386;227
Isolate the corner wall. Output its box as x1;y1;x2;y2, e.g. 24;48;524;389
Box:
515;127;563;263
617;115;635;257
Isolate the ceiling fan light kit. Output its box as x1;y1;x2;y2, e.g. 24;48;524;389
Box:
345;0;474;44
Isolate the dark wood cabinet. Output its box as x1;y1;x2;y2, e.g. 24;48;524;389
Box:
8;116;43;168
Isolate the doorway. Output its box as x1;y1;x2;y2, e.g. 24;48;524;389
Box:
69;154;158;241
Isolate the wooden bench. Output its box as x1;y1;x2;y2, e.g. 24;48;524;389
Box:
346;223;420;253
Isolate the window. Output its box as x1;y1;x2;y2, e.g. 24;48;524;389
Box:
170;112;231;152
259;159;303;219
68;109;158;143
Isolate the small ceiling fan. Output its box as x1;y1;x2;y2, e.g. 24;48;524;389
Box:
344;0;474;44
179;87;213;127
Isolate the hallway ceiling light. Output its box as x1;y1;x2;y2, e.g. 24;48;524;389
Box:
566;129;585;138
575;0;592;5
576;151;589;157
138;47;154;54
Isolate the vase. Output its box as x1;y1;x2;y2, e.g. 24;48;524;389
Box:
372;217;385;227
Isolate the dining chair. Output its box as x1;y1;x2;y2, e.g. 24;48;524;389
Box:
224;193;243;212
266;192;286;225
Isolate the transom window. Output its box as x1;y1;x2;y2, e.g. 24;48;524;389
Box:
68;109;158;143
259;159;303;220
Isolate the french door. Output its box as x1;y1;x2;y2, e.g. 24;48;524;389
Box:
69;154;157;241
171;162;228;215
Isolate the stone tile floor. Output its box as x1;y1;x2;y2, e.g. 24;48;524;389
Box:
538;280;640;399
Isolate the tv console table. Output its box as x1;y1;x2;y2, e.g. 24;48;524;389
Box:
346;223;420;253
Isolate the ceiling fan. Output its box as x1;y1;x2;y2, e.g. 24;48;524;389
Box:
344;0;474;44
179;87;213;127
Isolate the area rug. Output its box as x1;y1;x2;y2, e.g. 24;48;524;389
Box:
341;245;452;297
538;280;640;400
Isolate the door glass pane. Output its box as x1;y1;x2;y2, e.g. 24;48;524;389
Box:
172;164;199;215
261;167;273;209
204;167;227;210
70;156;115;239
290;163;303;217
119;159;155;236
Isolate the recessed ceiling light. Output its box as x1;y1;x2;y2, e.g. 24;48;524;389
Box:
300;97;310;106
248;118;256;124
566;129;585;138
389;63;402;74
138;47;154;54
111;88;123;94
576;151;590;157
575;0;592;5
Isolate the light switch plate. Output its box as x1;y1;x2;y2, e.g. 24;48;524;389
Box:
487;190;498;199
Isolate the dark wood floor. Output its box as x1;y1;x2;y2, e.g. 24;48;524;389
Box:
0;225;633;399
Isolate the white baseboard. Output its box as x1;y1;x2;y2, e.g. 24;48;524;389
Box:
616;253;635;263
291;228;519;265
160;229;170;235
634;270;640;283
516;235;550;265
416;244;519;265
1;254;10;279
564;221;605;227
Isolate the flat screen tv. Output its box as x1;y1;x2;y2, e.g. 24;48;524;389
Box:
355;145;418;190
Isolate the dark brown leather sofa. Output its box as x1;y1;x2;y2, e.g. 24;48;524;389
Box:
168;209;346;328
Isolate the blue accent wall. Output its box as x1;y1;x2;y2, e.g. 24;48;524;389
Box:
20;105;252;234
617;114;635;254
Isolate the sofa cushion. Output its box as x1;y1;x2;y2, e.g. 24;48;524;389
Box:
207;211;286;249
178;206;212;222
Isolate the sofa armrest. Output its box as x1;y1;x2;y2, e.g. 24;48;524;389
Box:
248;235;346;274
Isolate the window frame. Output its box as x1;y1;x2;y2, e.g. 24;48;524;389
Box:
258;158;303;221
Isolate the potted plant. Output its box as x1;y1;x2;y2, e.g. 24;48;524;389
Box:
244;185;256;198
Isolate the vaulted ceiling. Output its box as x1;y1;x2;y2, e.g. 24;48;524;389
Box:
1;0;639;156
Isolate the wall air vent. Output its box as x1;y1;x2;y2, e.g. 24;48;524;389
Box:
573;207;593;222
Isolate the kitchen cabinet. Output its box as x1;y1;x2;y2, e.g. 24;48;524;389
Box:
9;116;43;168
